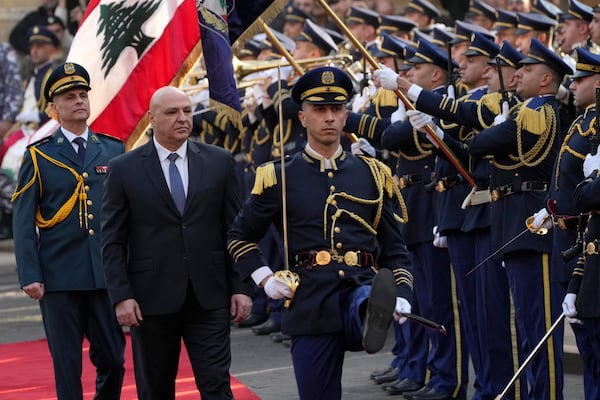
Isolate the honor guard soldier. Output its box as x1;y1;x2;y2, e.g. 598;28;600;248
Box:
345;6;380;46
556;0;594;55
373;39;469;400
514;11;557;54
494;9;519;46
590;4;600;48
402;0;440;34
12;62;126;399
466;0;498;31
228;66;413;400
529;47;600;400
469;38;572;400
283;4;311;43
383;36;526;399
565;148;600;399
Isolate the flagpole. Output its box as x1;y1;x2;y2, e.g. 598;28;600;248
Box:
315;0;476;188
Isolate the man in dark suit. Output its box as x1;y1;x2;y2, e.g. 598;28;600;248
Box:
101;86;253;400
12;62;126;400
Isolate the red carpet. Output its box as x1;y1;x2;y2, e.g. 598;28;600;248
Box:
0;335;260;399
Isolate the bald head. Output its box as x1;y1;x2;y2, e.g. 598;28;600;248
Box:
148;86;193;151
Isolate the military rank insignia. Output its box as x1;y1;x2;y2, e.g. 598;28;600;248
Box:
95;166;108;174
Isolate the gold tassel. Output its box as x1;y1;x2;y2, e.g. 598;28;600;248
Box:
251;162;277;195
479;92;502;116
516;101;547;136
371;89;399;109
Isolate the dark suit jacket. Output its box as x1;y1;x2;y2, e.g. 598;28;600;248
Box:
102;139;252;315
13;129;124;291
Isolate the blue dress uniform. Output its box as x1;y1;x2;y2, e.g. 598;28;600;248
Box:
380;38;468;400
12;63;125;400
411;38;526;400
569;172;600;399
228;67;413;400
469;38;570;400
546;47;600;400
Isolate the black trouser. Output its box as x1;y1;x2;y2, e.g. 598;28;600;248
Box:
40;290;125;400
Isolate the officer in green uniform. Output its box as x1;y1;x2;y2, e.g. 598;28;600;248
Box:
12;62;126;400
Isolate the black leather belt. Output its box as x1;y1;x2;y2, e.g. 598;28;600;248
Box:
425;175;462;192
398;173;423;189
293;250;374;270
491;181;548;201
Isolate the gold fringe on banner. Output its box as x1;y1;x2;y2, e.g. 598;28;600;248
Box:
232;0;288;50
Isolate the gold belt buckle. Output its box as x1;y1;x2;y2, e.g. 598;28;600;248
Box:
585;241;598;256
435;181;445;192
555;217;567;230
491;189;499;202
314;250;331;266
398;177;407;189
343;251;359;267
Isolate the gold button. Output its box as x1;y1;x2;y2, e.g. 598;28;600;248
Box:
84;185;90;191
328;171;334;178
336;242;342;249
329;185;336;192
88;214;94;220
88;229;95;235
334;227;341;233
87;200;93;206
82;172;89;178
338;270;345;277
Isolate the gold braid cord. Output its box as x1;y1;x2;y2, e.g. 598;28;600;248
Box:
323;156;409;249
554;116;592;190
493;103;556;170
11;147;88;229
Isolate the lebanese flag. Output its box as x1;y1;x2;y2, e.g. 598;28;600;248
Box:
67;0;200;148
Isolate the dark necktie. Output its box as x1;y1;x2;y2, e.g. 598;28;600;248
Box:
73;137;86;163
167;153;186;214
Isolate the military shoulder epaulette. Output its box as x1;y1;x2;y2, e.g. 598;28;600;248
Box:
26;135;54;148
251;160;279;195
371;89;398;108
92;132;123;142
479;92;503;116
516;97;552;135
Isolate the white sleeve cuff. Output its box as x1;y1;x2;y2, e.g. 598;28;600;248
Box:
251;266;273;286
407;85;423;102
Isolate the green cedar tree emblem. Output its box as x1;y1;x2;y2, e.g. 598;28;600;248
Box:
97;0;161;77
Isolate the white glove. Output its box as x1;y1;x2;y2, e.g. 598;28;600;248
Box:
264;275;293;300
390;99;406;123
374;67;399;91
243;87;258;122
493;101;509;126
351;137;376;157
352;87;370;113
406;110;443;140
531;208;553;231
556;84;570;104
583;152;600;177
562;293;582;324
15;109;40;124
394;297;412;324
446;84;455;99
263;64;293;83
433;226;448;248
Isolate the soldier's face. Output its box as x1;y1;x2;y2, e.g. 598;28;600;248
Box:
569;75;599;108
459;55;490;86
406;63;436;89
590;13;600;45
298;103;347;148
495;28;517;46
514;63;547;98
148;88;192;151
50;89;90;123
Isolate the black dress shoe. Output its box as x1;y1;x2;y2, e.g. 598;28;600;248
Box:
384;378;423;395
372;367;400;384
403;386;432;400
270;331;291;343
252;318;281;335
370;365;394;380
281;336;291;347
362;269;396;354
409;387;452;400
237;313;268;328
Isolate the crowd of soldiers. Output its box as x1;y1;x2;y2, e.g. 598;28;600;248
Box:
188;0;600;399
